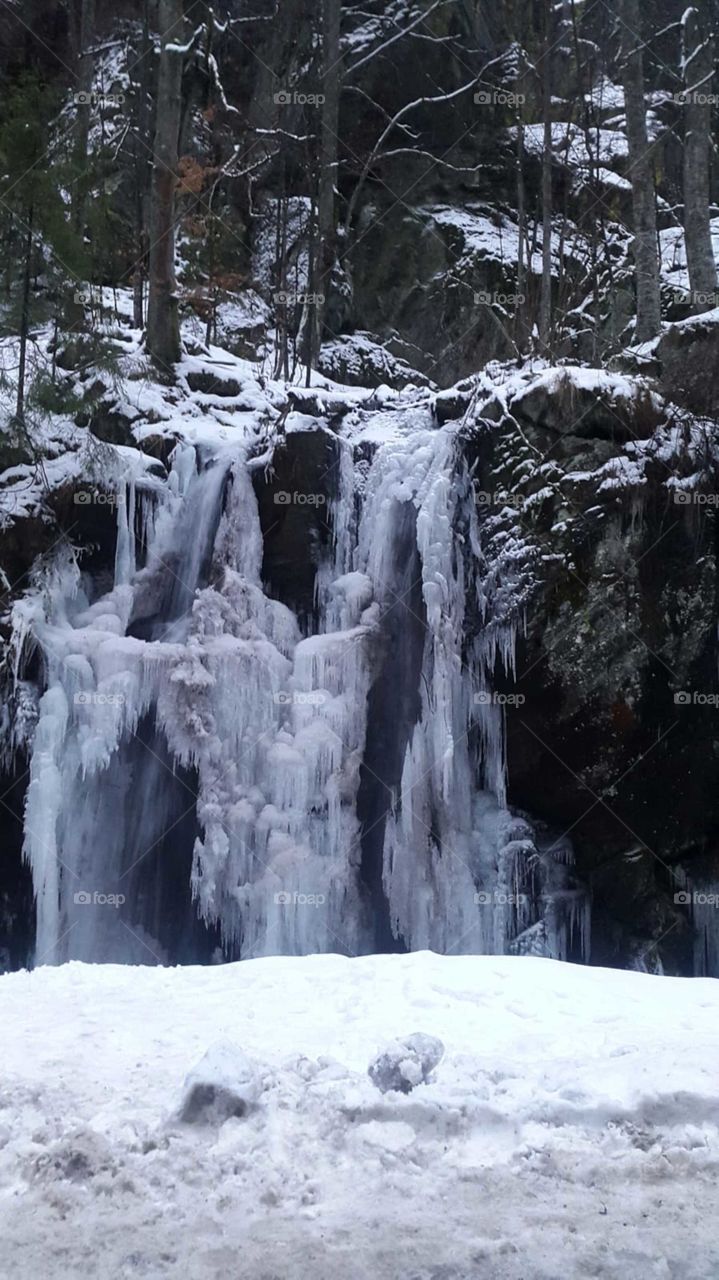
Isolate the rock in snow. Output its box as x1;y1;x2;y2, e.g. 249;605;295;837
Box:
177;1040;260;1123
368;1032;445;1094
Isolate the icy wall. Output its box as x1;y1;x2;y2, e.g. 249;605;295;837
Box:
9;414;589;965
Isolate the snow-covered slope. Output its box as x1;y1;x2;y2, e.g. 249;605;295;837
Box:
1;952;718;1279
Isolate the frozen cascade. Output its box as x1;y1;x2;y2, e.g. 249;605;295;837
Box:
178;458;375;957
692;891;719;977
356;427;587;956
675;869;719;977
11;416;589;965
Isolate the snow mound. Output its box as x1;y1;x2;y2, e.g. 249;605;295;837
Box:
368;1032;445;1094
2;953;719;1278
177;1039;261;1124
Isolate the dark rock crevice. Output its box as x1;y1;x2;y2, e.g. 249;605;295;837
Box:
356;502;427;952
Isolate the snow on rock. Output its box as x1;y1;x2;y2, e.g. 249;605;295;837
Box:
584;75;625;114
317;331;435;390
660;219;719;301
519;121;629;167
367;1031;445;1094
488;364;664;441
421;202;585;278
1;952;719;1279
177;1040;261;1124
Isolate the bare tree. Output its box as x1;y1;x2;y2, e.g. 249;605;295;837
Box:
681;6;717;312
146;0;184;370
618;0;661;343
311;0;342;364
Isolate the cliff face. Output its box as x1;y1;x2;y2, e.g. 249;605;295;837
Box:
465;363;719;973
256;359;719;975
0;320;711;967
1;0;719;973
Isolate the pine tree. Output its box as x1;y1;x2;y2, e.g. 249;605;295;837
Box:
0;74;88;436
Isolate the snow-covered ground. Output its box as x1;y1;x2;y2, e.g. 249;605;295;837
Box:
1;952;718;1279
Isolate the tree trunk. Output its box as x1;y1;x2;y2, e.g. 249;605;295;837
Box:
146;0;184;370
515;116;528;355
72;0;95;234
619;0;661;343
539;0;553;355
133;0;152;329
303;188;318;384
15;206;33;429
311;0;342;364
682;6;717;312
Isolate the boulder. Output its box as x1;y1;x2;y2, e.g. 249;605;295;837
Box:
178;1040;261;1124
368;1033;445;1095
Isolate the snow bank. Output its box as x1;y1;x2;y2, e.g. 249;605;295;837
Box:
1;952;718;1279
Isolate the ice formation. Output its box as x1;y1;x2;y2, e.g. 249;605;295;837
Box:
675;869;719;977
10;414;589;965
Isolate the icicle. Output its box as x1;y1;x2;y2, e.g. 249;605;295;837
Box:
23;684;70;962
114;480;136;586
315;436;356;629
679;871;719;976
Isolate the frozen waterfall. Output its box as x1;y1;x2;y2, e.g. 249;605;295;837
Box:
9;417;589;965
